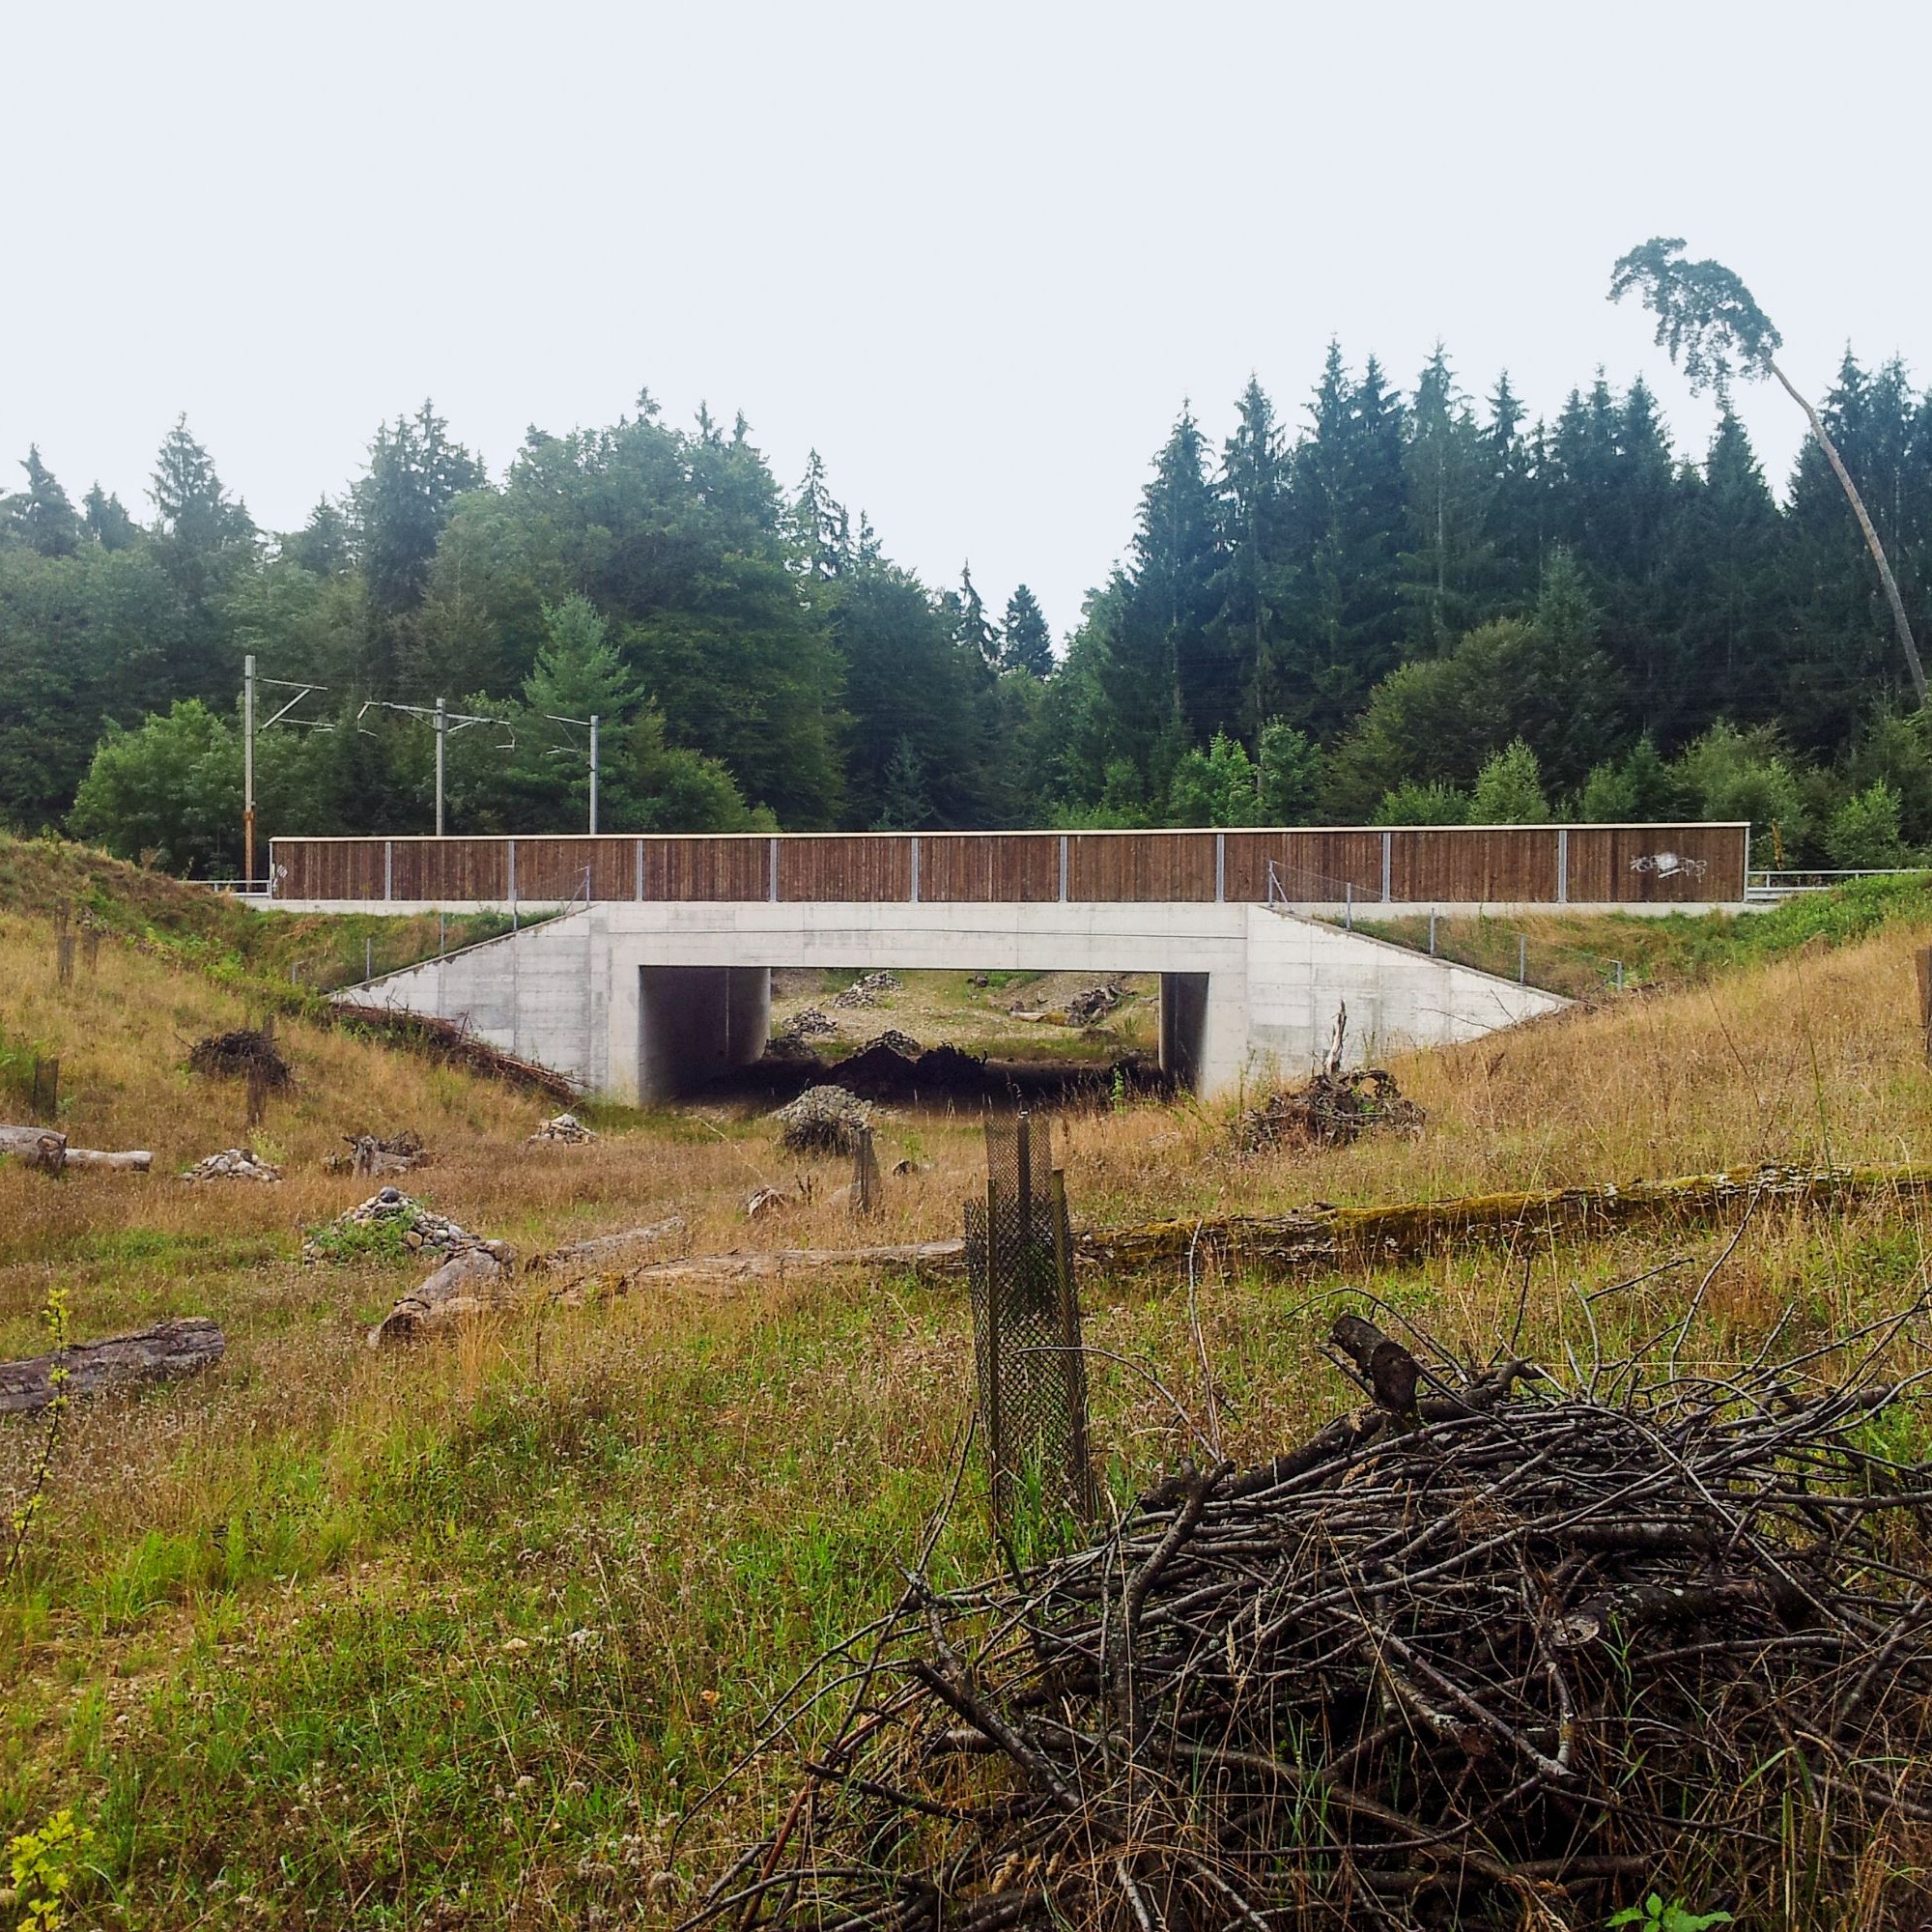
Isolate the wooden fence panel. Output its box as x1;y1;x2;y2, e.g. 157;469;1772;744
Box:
922;835;1061;902
1067;832;1218;902
390;839;510;901
1568;823;1747;904
1222;831;1385;902
639;838;771;901
1389;828;1561;903
775;836;913;902
272;823;1750;906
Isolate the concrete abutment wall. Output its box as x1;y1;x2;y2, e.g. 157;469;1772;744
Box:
337;902;1569;1104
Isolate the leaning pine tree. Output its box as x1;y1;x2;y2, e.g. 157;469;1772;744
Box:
1610;236;1927;706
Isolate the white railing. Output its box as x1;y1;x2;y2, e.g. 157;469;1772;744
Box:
1746;867;1927;902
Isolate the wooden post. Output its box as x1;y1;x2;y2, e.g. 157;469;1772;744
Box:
1917;947;1932;1064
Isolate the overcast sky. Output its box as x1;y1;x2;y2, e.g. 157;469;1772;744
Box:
6;0;1928;645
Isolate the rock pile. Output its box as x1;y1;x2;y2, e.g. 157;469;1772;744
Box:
782;1007;838;1039
831;970;900;1009
776;1085;872;1155
303;1186;510;1265
1064;981;1123;1025
181;1148;283;1183
528;1113;596;1145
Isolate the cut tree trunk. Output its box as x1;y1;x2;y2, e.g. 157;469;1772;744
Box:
64;1148;154;1173
1;1128;155;1175
0;1125;66;1174
0;1317;225;1414
368;1248;521;1347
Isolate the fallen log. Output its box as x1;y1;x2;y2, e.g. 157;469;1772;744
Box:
0;1124;66;1174
1;1128;156;1175
0;1317;225;1414
529;1216;686;1273
594;1162;1932;1295
368;1247;521;1347
556;1237;968;1301
64;1148;154;1173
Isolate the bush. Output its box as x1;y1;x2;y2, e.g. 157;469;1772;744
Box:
1373;781;1468;826
1470;739;1548;822
1825;780;1906;869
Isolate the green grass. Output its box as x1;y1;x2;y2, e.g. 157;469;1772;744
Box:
1354;871;1932;998
6;1208;1917;1927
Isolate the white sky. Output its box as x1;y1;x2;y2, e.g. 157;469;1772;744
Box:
5;0;1928;648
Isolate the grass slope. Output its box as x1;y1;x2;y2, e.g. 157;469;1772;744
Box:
2;875;1932;1926
1356;868;1932;1000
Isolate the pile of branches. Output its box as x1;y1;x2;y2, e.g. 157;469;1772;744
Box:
186;1028;293;1089
688;1315;1932;1930
331;1003;577;1102
1236;1000;1422;1153
1235;1065;1423;1154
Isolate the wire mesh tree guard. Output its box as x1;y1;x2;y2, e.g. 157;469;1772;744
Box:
963;1113;1095;1533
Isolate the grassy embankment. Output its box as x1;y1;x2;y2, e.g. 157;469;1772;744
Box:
2;847;1932;1925
1355;867;1932;1000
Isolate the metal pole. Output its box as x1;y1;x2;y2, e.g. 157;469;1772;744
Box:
1345;881;1353;931
1518;933;1527;984
1428;907;1437;956
435;697;446;837
365;935;373;982
242;654;256;890
588;714;599;836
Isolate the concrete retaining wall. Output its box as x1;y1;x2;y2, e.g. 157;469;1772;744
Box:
340;902;1569;1102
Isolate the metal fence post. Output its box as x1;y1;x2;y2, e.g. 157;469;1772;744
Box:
1518;933;1527;983
910;835;921;905
1429;908;1437;955
768;836;781;902
1345;881;1353;931
1380;830;1392;904
1058;835;1069;903
383;839;392;903
1214;832;1225;904
1556;826;1570;906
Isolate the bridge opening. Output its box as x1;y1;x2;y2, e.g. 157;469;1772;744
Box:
636;963;1211;1106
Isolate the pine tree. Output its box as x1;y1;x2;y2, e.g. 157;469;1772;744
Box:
283;499;354;576
874;734;932;829
1000;583;1054;677
1279;346;1409;739
1401;347;1492;652
3;447;83;556
956;563;1000;672
791;450;850;580
1210;376;1289;733
353;400;486;619
82;482;139;552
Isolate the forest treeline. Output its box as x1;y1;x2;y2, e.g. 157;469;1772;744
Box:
5;343;1932;876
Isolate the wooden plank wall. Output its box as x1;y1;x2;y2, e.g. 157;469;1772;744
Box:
270;825;1748;906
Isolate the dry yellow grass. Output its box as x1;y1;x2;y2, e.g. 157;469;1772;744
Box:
5;888;1932;1927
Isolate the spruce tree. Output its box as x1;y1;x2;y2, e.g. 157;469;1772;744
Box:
82;482;139;552
3;447;83;556
1401;348;1492;652
1000;583;1054;677
1210;376;1289;733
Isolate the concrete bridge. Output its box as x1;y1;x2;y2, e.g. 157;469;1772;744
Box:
278;823;1743;1102
329;898;1567;1103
